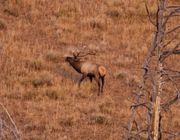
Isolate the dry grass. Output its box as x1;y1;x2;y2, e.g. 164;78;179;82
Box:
0;0;179;139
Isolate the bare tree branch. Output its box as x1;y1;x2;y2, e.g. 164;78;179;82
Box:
166;25;180;34
163;7;180;26
160;43;180;62
126;93;144;140
162;130;180;138
145;2;157;26
160;49;180;61
161;68;180;109
162;32;179;48
161;91;180;109
127;1;179;139
164;68;180;74
128;129;147;139
143;33;158;76
166;5;180;9
131;102;151;111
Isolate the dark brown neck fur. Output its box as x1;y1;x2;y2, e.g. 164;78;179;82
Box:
67;58;83;73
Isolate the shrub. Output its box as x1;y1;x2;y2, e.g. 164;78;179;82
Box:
25;59;44;71
59;115;75;126
45;52;62;63
114;71;127;80
23;90;37;100
89;113;112;125
106;10;121;18
4;8;19;17
32;72;53;87
99;101;115;115
0;20;6;30
45;88;59;100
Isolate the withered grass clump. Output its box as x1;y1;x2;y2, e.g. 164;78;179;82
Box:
25;59;44;71
4;8;19;17
98;97;116;115
23;90;38;100
45;52;63;63
32;72;53;87
45;88;59;100
106;10;122;18
21;71;53;88
0;19;6;30
59;115;75;126
45;87;67;101
89;113;112;125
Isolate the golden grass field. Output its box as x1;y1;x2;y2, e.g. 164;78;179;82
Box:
0;0;179;139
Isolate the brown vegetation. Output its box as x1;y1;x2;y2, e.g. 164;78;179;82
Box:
0;0;179;139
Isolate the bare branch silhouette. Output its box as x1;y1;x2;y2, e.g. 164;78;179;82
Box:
127;0;179;139
145;2;156;26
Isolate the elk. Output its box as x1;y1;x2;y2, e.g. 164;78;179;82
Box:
65;50;106;96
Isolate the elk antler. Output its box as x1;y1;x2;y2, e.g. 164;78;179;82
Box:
73;50;96;58
72;51;81;58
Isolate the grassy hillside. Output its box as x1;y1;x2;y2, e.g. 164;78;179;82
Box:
0;0;179;139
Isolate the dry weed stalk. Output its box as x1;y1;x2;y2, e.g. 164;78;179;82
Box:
126;0;180;139
0;103;21;140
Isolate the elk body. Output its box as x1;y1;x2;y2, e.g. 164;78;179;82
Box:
65;51;106;96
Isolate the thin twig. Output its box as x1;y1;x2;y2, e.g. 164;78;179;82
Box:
131;102;151;111
0;103;21;140
160;43;180;62
166;25;180;34
145;2;156;26
126;93;143;140
163;8;180;26
162;32;179;48
166;5;180;9
161;70;180;109
162;130;180;138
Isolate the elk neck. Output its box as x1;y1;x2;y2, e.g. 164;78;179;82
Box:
68;59;83;73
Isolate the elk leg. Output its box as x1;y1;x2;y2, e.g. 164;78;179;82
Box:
95;77;101;96
101;76;105;94
89;76;93;83
78;74;86;88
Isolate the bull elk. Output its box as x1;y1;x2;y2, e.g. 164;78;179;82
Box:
65;50;106;96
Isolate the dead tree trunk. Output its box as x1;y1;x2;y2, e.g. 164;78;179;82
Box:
126;0;180;139
152;97;161;140
151;1;165;139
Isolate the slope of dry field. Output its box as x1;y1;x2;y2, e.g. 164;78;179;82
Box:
0;0;179;140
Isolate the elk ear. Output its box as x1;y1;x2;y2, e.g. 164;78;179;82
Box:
73;52;77;58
